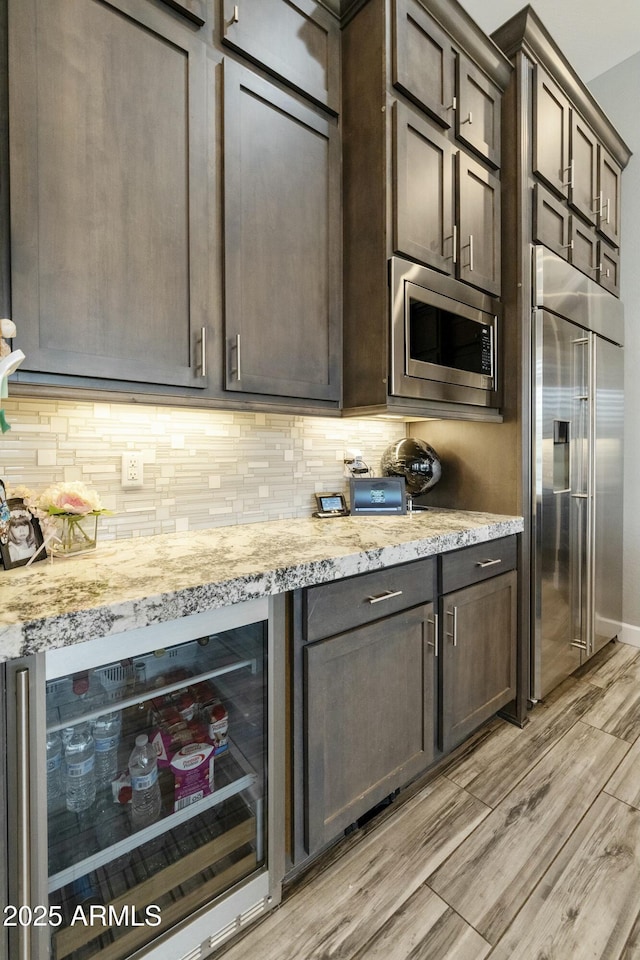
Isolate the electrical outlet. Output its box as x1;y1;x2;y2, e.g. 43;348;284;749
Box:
121;452;144;489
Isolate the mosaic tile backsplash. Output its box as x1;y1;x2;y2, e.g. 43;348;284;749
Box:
0;399;404;541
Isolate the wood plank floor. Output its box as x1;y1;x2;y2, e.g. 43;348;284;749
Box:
221;640;640;960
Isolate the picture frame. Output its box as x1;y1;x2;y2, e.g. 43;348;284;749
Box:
0;497;47;569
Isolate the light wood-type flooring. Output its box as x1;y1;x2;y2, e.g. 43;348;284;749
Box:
221;640;640;960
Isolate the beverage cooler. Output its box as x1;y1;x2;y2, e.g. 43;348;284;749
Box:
3;596;285;960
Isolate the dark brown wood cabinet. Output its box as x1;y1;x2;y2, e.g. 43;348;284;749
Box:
304;602;437;854
393;102;500;295
223;60;341;402
440;570;517;753
220;0;340;113
438;537;518;753
291;558;438;863
5;0;342;411
342;0;511;417
8;0;210;390
530;58;625;297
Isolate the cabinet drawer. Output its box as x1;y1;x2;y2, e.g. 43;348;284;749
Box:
304;557;436;642
441;536;517;594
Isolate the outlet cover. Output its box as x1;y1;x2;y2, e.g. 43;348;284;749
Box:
121;452;144;489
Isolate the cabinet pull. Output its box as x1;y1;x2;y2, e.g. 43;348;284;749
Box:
199;326;207;378
367;589;403;604
476;558;502;568
427;612;439;656
16;668;31;960
231;3;239;23
234;333;242;381
461;111;473;124
601;197;610;225
468;234;474;272
562;159;574;189
446;608;458;646
560;240;574;251
447;96;457;112
452;224;457;265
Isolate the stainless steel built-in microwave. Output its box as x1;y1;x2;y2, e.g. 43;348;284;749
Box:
390;257;501;408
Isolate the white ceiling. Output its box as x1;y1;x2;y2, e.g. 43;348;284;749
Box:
459;0;640;82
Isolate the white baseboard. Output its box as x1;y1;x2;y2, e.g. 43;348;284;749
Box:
618;622;640;648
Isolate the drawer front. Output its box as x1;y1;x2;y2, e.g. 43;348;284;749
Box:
441;536;517;594
304;557;436;642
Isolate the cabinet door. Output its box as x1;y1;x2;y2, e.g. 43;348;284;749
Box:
569;216;598;281
457;153;501;296
598;241;620;296
304;603;437;853
456;54;501;169
221;0;340;113
533;64;570;199
392;0;455;128
223;61;341;401
9;0;210;389
533;183;571;261
393;103;455;275
597;146;622;248
569;111;598;225
441;570;517;753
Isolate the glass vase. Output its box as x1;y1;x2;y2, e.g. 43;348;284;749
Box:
50;513;99;557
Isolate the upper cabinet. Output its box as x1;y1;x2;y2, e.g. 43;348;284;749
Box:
8;0;210;390
222;61;341;402
342;0;511;417
4;0;342;411
220;0;340;113
494;9;632;297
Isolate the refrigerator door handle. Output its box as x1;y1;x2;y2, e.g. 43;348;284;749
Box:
16;668;32;960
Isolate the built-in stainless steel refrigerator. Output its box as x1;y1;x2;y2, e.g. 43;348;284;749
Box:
532;246;624;699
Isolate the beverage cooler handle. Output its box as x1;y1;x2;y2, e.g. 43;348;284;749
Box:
16;668;32;960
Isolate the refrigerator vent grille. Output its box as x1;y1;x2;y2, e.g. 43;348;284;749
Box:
239;898;267;926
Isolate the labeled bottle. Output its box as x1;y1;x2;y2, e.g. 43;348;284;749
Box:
46;728;63;805
128;734;162;830
93;711;122;788
64;722;96;813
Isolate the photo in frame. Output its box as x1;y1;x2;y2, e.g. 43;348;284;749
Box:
0;496;47;569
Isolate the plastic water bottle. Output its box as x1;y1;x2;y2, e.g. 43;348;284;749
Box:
93;711;122;787
128;734;162;830
46;729;63;805
64;723;96;813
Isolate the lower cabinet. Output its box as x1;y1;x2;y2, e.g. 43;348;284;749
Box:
304;602;437;854
440;570;518;753
289;538;518;872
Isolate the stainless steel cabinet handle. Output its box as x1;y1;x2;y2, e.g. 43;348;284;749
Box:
199;326;206;378
602;197;610;224
367;589;403;604
571;492;589;499
232;3;239;23
561;240;574;251
234;333;242;381
563;159;574;189
446;607;458;646
461;111;473;124
468;234;474;271
476;558;502;568
16;668;31;960
452;224;458;265
426;612;439;656
447;96;457;112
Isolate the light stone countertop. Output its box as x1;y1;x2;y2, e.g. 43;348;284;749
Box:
0;509;523;662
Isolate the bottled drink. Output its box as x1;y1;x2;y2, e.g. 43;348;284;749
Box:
46;729;63;805
64;723;96;813
93;711;122;787
128;734;162;830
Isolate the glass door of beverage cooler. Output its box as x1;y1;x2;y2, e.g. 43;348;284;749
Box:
6;597;284;960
